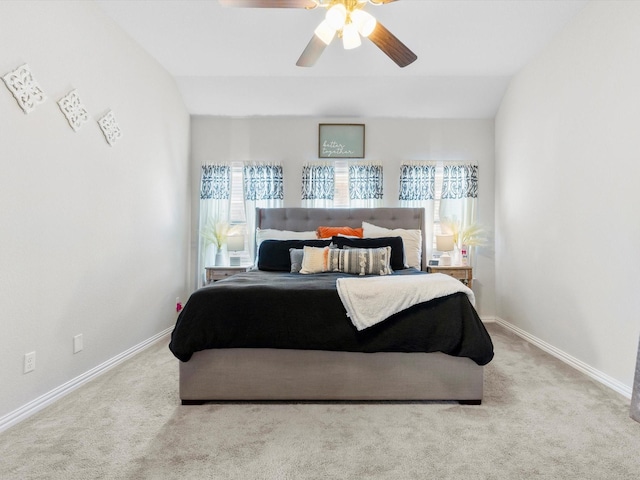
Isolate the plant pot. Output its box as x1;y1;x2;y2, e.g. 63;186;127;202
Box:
205;244;217;267
215;245;228;266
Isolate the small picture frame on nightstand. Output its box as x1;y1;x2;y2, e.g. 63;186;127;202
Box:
428;259;439;266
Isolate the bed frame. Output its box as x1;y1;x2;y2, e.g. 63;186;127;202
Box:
180;208;483;404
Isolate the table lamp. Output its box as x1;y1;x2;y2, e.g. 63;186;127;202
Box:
227;234;245;266
436;234;454;266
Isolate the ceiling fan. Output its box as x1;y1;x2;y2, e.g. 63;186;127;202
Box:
219;0;417;68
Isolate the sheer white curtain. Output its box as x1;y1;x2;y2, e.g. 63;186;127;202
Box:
301;163;335;208
398;163;436;261
198;164;230;286
349;163;383;208
243;163;284;262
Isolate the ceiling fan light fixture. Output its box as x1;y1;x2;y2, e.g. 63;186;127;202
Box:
325;4;347;30
350;9;376;37
223;0;418;68
314;20;336;45
342;22;361;50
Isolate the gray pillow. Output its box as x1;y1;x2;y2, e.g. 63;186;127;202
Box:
289;248;304;273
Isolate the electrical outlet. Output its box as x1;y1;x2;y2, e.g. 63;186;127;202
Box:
24;351;35;373
73;334;83;354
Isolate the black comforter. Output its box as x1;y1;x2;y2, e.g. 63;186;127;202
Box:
169;269;494;365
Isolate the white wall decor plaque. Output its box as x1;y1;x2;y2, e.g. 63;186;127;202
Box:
97;110;122;146
57;89;89;131
2;63;47;114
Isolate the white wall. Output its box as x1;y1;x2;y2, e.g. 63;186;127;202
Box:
0;1;190;420
495;1;640;391
190;116;495;316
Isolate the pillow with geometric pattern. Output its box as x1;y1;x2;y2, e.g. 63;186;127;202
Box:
327;246;392;276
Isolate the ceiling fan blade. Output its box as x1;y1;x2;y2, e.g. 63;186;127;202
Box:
368;21;417;68
296;35;327;67
219;0;316;7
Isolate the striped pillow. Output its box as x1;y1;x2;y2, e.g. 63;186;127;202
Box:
327;246;392;276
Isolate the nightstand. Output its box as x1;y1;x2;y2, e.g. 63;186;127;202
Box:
427;265;473;289
205;265;250;284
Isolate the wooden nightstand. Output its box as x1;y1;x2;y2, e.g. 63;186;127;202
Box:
205;265;250;284
427;265;473;289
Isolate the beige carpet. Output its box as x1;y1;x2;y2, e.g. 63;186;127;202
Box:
1;324;639;479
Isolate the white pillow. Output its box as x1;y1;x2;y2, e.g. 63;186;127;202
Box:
255;228;317;244
300;246;329;274
362;221;422;269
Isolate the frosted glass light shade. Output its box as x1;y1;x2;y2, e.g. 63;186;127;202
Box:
342;23;361;50
326;4;347;30
314;20;336;45
351;10;377;37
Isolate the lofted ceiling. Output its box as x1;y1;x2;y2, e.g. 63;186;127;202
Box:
96;0;588;118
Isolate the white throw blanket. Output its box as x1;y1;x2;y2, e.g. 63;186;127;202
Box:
336;273;475;331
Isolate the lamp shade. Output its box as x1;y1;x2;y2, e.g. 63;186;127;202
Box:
227;235;245;252
435;234;455;253
351;10;377;37
325;4;347;30
342;22;361;50
314;20;336;45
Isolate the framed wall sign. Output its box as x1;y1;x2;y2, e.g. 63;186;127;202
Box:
319;123;365;158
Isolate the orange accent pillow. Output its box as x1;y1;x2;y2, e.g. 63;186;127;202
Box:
316;226;364;239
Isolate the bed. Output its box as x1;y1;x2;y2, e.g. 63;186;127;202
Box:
170;207;493;404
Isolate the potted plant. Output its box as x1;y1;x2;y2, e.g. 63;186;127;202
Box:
440;219;488;265
201;218;241;266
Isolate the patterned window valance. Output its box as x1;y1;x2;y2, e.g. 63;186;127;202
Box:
301;163;335;200
398;163;436;201
442;164;478;199
243;163;284;201
349;164;383;200
200;164;230;200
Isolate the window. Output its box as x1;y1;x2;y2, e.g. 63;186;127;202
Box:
433;162;444;237
305;160;382;208
397;161;478;263
333;160;349;207
229;161;245;224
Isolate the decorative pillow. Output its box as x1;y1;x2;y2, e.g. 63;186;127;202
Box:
331;236;405;271
300;246;330;274
327;246;392;276
316;226;363;239
255;228;317;264
362;221;422;269
289;248;304;273
258;239;331;271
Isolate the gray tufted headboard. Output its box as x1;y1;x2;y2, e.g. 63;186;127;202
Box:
256;207;427;270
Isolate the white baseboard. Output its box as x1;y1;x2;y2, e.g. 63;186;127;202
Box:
0;327;173;433
481;315;496;323
494;317;632;399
